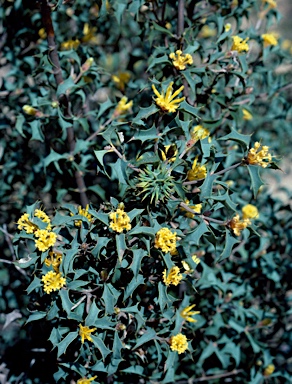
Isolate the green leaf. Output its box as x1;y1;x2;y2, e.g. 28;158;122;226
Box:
44;148;68;173
15;114;26;137
30;120;44;142
133;105;159;124
179;100;200;118
200;173;217;199
91;236;111;258
148;54;169;71
26;276;42;294
110;158;128;185
90;210;109;226
218;229;239;261
108;332;124;375
218;127;250;148
63;246;79;275
128;208;144;221
130;125;158;143
91;335;111;360
185;221;209;246
56;76;76;97
97;98;114;119
102;284;120;315
152;21;174;37
26;311;47;324
57;331;79;357
247;165;264;198
85;300;101;326
94;149;111;177
158;282;175;312
130;249;148;278
133;329;156;350
124;274;144;300
59;289;74;315
128;225;156;237
121;366;144;375
116;233;127;262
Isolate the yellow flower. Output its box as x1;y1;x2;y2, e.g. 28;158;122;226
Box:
262;0;276;9
71;204;94;227
79;324;96;344
242;204;259;221
60;39;80;51
192;254;201;264
163;266;183;286
38;28;47;40
152;82;185;113
225;23;232;32
264;364;275;376
242;109;253;120
154;227;177;253
247;142;272;168
17;213;36;234
81;58;94;72
113;96;133;117
109;208;131;233
112;71;131;91
41;271;66;294
169;50;193;71
77;377;97;384
182;200;202;218
34;229;57;252
170;333;188;354
180;304;200;323
44;251;62;272
22;105;38;116
191;125;211;142
34;209;51;224
262;33;278;47
231;36;249;53
187;157;207;181
229;214;249;236
199;25;216;38
82;23;99;45
160;144;178;162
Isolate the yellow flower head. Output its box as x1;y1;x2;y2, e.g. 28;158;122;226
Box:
109;208;131;233
242;204;259;221
77;377;97;384
17;213;36;234
152;82;185;113
163;266;183;286
82;23;98;45
34;209;51;225
180;304;200;323
262;0;276;9
154;227;177;253
225;23;232;32
242;109;253;121
182;200;202;219
79;324;96;344
170;333;188;354
187;156;207;181
38;28;47;40
60;39;80;51
262;33;278;47
71;204;94;227
169;50;193;71
44;251;62;272
160;144;178;162
112;71;131;91
113;96;133;117
231;36;249;53
247;142;272;168
22;105;38;116
199;25;217;38
41;271;66;294
34;229;57;252
264;364;275;376
229;214;249;236
191;125;211;142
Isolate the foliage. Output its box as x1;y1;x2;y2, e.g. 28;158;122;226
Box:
1;0;292;383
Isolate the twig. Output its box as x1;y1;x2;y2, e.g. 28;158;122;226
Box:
108;145;142;173
86;117;113;142
40;0;89;207
71;295;87;311
177;369;243;383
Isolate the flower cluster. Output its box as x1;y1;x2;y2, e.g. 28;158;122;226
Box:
169;50;193;70
242;204;259;221
247;142;272;168
77;377;97;384
242;109;253;121
182;200;202;219
41;271;66;294
71;204;94;227
79;324;96;344
154;227;176;253
264;364;275;376
191;125;211;142
44;251;62;272
109;207;131;233
160;144;178;162
152;82;184;113
163;266;183;286
17;209;57;252
170;333;188;354
187;157;207;181
231;36;249;52
262;0;276;9
180;304;200;323
112;71;131;91
229;204;259;236
262;33;278;47
113;96;133;117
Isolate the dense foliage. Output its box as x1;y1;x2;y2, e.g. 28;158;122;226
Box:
1;0;292;383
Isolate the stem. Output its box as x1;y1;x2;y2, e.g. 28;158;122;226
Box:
177;0;185;46
40;0;89;207
109;145;142;173
86;117;113;142
183;162;242;186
